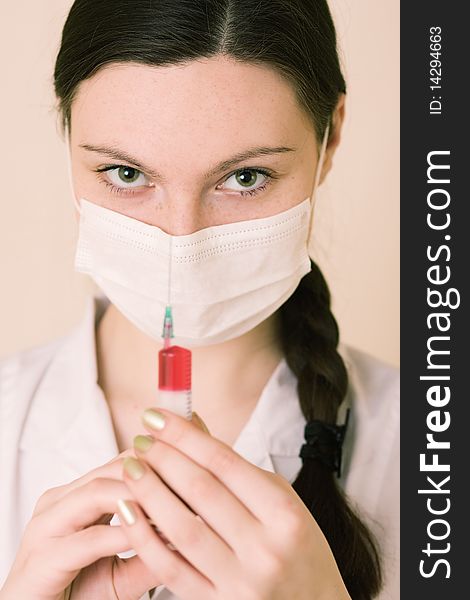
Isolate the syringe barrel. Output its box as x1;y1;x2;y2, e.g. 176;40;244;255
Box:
158;345;192;420
156;389;192;420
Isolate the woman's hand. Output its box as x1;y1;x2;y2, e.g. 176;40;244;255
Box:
0;449;160;600
116;408;351;600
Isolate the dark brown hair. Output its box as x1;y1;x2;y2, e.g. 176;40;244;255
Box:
54;1;382;597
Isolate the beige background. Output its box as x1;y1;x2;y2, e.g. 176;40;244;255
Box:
0;0;399;366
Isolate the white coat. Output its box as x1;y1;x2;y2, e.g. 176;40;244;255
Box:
0;295;399;599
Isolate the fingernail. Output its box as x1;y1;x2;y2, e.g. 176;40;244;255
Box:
142;408;166;431
192;411;210;434
134;434;154;453
123;456;145;480
117;498;137;526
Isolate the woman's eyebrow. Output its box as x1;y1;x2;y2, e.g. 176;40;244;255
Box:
78;143;296;181
206;146;296;177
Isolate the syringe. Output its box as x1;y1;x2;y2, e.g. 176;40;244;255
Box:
157;305;192;420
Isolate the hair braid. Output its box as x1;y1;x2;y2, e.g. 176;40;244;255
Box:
279;260;383;600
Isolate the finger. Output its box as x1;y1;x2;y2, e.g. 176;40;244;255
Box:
33;449;136;517
121;457;236;584
21;525;131;598
57;524;131;572
134;436;261;557
31;478;133;537
116;498;215;599
113;555;164;600
141;408;285;521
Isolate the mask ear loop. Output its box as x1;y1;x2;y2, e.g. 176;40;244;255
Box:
306;119;330;248
65;129;83;215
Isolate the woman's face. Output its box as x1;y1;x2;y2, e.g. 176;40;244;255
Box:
69;55;340;233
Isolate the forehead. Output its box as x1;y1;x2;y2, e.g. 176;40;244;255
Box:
70;56;312;156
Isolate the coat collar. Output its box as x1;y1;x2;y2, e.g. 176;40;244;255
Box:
232;357;306;469
19;295;315;481
19;295;119;476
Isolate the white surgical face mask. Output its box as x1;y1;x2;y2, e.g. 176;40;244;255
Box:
68;123;330;347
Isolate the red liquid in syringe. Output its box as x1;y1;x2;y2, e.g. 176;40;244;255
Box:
158;343;192;420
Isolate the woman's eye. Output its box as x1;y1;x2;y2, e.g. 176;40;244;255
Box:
220;168;271;196
105;166;149;189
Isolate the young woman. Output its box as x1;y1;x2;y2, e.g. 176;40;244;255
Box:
0;1;399;599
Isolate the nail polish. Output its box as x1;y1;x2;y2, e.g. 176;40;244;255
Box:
117;498;137;525
123;456;145;480
134;434;154;453
142;408;166;431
